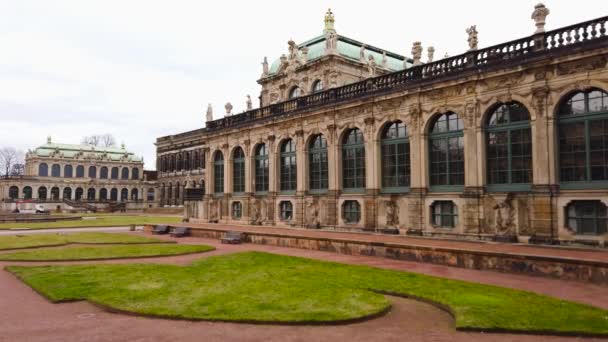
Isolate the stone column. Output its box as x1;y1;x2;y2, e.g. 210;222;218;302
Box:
407;109;426;231
363;117;378;230
326;124;338;226
295;130;306;226
462;101;483;234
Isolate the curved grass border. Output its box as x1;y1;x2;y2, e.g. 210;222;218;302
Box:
0;241;176;252
0;232;173;251
0;245;215;262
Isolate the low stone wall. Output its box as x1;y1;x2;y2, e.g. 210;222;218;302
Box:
144;225;608;286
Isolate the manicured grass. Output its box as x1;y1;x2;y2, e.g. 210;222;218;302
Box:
7;252;608;334
0;232;167;250
0;215;182;230
0;244;213;261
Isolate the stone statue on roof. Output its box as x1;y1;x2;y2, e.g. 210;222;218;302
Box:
288;39;299;60
531;3;550;34
427;46;435;63
412;42;423;66
466;25;478;51
225;102;233;116
246;95;253;111
367;55;377;78
325;31;337;55
359;44;366;62
381;51;387;69
206;103;213;122
324;8;335;34
261;57;269;77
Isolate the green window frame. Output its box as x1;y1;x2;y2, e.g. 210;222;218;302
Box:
342;128;366;192
566;200;607;235
381;121;410;193
51;164;61;177
233;147;245;193
38;163;48;177
431;201;458;228
485;102;532;192
23;186;32;200
279;201;293;221
429;112;464;192
558;89;608;189
232;201;242;219
213;152;224;194
342;200;361;224
280;139;297;192
255;144;269;193
309;135;328;192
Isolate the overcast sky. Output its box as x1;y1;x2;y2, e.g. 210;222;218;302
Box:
1;1;606;169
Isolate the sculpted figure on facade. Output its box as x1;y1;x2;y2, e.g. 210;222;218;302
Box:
206;103;213;122
250;198;261;225
246;95;253;111
367;55;377;78
224;102;233;116
307;199;320;228
359;44;366;62
385;200;399;227
261;56;269;78
411;42;422;66
531;3;550;34
381;51;388;69
325;31;338;55
466;26;478;51
288;39;299;61
209;199;219;222
494;193;516;236
427;46;435;63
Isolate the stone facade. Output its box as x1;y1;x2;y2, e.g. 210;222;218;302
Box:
157;9;608;246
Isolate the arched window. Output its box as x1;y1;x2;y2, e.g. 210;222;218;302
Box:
184;152;191;170
558;89;608;187
76;165;85;178
311;79;323;93
87;188;96;201
121;188;129;201
121;167;129;180
170;155;176;171
23;186;32;200
132;188;139;200
38;186;47;200
566;200;608;235
279;201;293;221
100;188;108;201
177;154;183;171
309;135;328;192
88;166;97;178
50;187;59;200
288;86;301;99
147;188;155;201
255;144;269;193
214;152;224;194
64;165;73;178
381;121;410;192
232;202;242;219
342;200;361;224
429;112;464;190
280;139;297;192
194;150;201;170
75;187;84;201
38;163;48;177
342;128;365;191
486;102;532;190
63;187;72;200
111;167;119;179
233;147;245;193
110;188;118;201
100;167;108;179
9;186;19;199
132;168;140;180
51;164;61;177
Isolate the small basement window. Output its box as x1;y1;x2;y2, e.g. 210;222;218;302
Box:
566;201;607;235
279;201;293;221
342;200;361;224
431;201;458;228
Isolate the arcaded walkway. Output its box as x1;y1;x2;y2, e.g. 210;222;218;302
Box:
1;233;608;341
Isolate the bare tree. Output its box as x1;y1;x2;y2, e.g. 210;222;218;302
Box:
0;147;24;176
82;134;117;147
10;163;24;176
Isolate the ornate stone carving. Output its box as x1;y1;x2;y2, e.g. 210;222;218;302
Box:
531;3;550;34
464;100;478;128
381;51;388;69
466;25;478;51
411;42;422;66
532;86;550;117
206;103;213;122
367;55;377;78
246;95;253;111
493;193;516;236
556;56;607;76
427;46;435;63
301;47;309;64
288;39;299;61
307;199;321;228
359;44;366;62
323;8;335;34
209;199;219;222
224;102;233;116
250;198;261;225
261;57;269;78
325;31;338;55
385;200;399;227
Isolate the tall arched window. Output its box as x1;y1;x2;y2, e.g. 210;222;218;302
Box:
177;154;183;170
309;135;328;192
9;186;19;199
63;187;72;200
64;165;73;178
87;188;96;200
88;166;97;178
38;163;48;177
111;167;119;179
288;86;301;99
76;165;85;178
381;121;410;192
342;128;365;191
429;112;464;190
23;186;32;200
170;154;176;171
194;150;200;170
132;168;140;180
255;144;269;193
184;152;191;170
147;188;155;201
558;89;608;188
51;164;61;177
100;188;108;201
121;167;129;180
121;188;129;201
280;139;297;192
75;187;84;201
214;151;224;194
132;188;139;200
100;167;108;179
50;187;59;200
311;80;323;93
486;102;532;190
233;147;245;193
38;186;47;200
110;188;118;201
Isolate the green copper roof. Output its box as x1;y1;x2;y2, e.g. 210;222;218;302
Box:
32;143;143;162
268;34;410;76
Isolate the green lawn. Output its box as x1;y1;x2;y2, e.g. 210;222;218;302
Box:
0;215;182;230
7;252;608;335
0;232;168;250
0;244;214;261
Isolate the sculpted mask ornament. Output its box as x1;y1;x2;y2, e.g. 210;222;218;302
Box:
531;3;550;34
385;200;399;227
411;42;422;66
466;25;478;51
307;199;321;228
494;193;516;236
367;55;377;78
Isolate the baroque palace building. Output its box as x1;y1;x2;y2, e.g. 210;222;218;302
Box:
0;138;159;212
156;6;608;245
